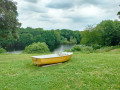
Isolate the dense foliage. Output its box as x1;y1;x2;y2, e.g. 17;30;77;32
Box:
0;0;21;39
0;47;6;53
0;28;81;51
81;20;120;46
65;45;94;53
24;42;49;54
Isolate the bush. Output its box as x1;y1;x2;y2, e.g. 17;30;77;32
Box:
82;46;94;53
92;44;102;50
70;45;94;53
24;42;50;54
71;45;84;51
0;48;6;54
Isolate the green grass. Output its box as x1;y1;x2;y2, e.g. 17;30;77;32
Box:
95;45;120;53
0;52;120;90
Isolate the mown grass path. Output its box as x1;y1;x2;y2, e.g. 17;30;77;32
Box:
0;52;120;89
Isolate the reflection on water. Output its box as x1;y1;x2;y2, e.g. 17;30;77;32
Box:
7;50;22;54
7;44;74;54
53;44;74;53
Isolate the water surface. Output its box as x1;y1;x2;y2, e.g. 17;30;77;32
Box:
7;44;74;54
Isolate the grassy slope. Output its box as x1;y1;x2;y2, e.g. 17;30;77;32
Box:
0;52;120;90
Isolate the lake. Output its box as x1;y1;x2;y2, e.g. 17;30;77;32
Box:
53;44;74;53
7;50;23;54
7;44;74;54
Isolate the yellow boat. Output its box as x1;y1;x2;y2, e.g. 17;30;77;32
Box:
31;52;73;66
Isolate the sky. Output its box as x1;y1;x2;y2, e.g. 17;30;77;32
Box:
13;0;120;31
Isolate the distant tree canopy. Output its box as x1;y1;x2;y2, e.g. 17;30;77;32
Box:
0;28;81;51
81;20;120;46
0;0;21;39
1;20;120;51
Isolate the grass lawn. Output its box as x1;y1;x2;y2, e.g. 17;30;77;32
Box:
0;52;120;90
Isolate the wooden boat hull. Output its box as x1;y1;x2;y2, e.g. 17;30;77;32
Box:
31;52;73;66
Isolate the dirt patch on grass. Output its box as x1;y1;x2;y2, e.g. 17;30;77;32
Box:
41;63;62;67
109;49;119;52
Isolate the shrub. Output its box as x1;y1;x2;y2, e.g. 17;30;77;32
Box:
82;46;94;53
24;42;50;54
0;48;6;54
71;45;84;51
71;45;94;53
92;44;102;50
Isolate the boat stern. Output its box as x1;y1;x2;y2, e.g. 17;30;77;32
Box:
32;57;41;66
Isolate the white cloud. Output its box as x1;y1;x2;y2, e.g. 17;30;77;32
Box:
14;0;120;30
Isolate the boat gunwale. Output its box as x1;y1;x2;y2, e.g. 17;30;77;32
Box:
31;52;73;59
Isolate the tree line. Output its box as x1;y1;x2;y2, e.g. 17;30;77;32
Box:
1;20;120;51
0;28;81;51
81;20;120;47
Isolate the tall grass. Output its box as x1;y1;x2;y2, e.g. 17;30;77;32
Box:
95;45;120;53
65;45;120;53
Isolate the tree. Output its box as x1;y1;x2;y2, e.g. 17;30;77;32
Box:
117;5;120;18
80;26;101;45
34;35;46;43
118;11;120;15
70;36;77;44
18;33;33;47
117;11;120;19
0;0;21;39
73;31;81;44
81;20;120;46
43;31;56;50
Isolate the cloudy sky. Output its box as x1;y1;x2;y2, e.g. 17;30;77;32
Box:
13;0;120;31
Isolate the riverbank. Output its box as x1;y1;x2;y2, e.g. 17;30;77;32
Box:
0;52;120;89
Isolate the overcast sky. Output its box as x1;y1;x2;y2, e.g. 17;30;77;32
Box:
14;0;120;31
